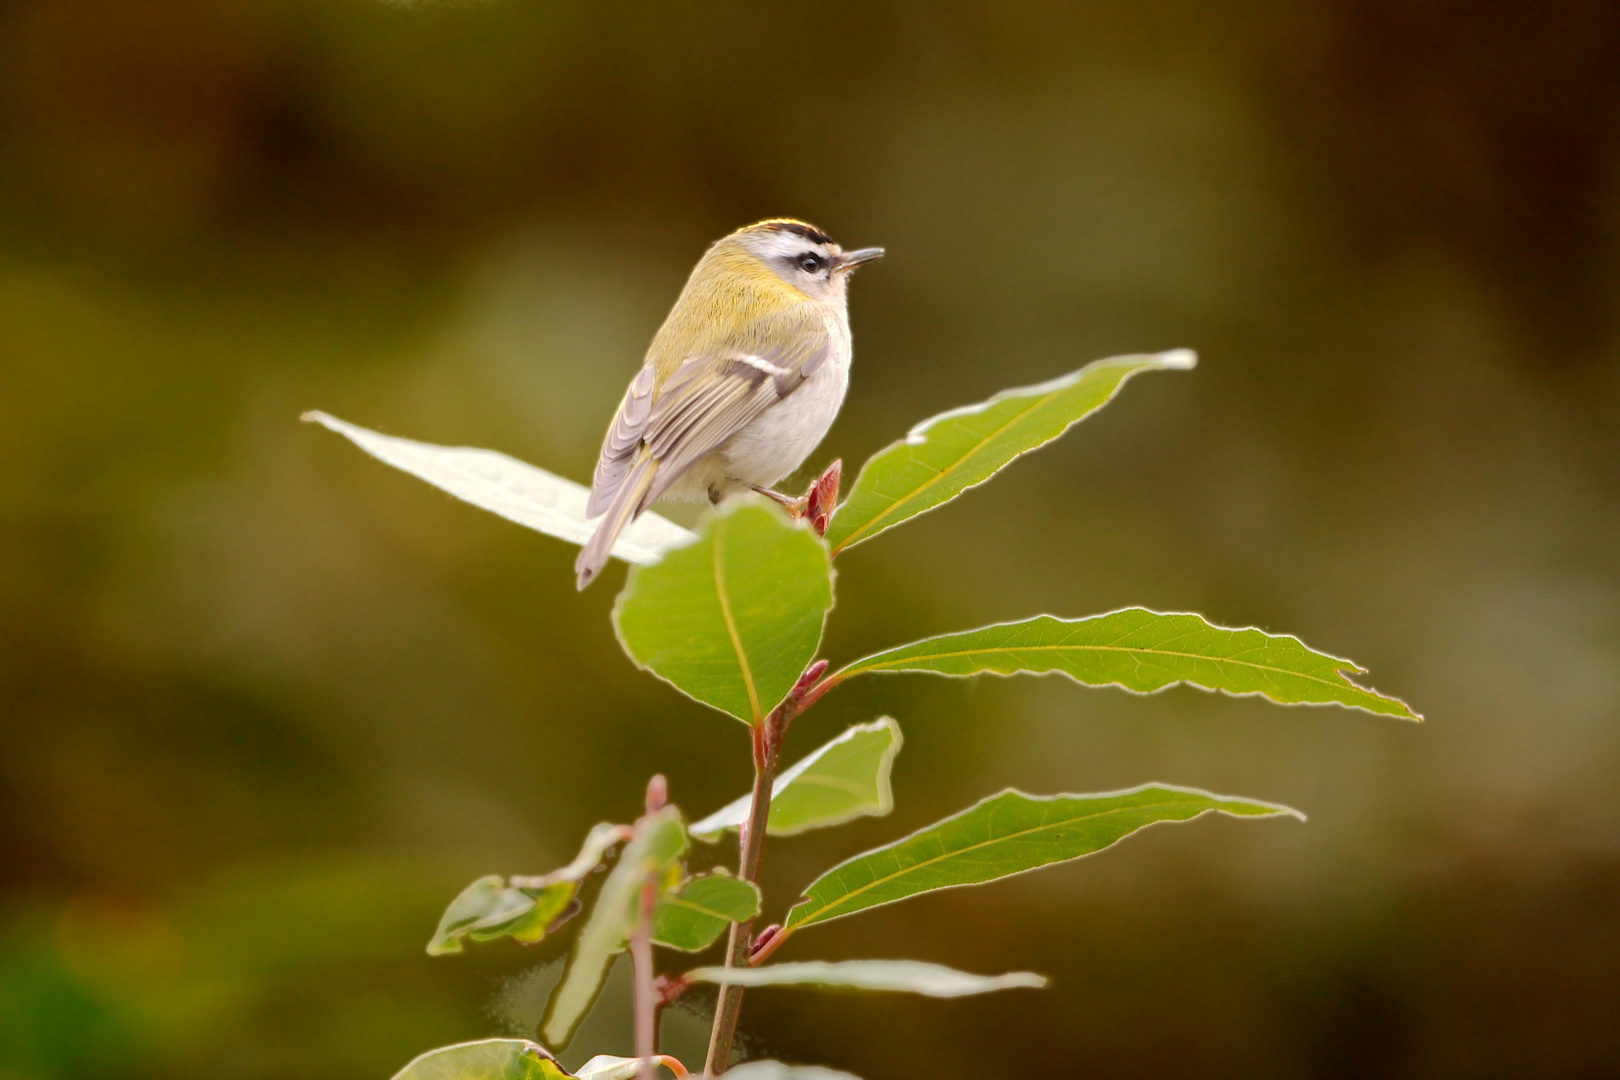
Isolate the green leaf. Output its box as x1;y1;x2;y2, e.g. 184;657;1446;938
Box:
784;785;1301;931
824;350;1195;554
429;876;508;956
543;811;688;1048
304;412;693;565
690;718;903;840
467;882;575;945
728;1063;862;1079
429;823;631;955
833;608;1419;720
613;500;834;724
652;870;762;952
683;959;1046;997
466;887;573;945
390;1039;569;1080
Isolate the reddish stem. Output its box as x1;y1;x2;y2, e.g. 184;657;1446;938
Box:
633;775;670;1080
631;884;657;1079
702;656;829;1075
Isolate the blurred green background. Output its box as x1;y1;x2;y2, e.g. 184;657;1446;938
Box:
3;2;1619;1077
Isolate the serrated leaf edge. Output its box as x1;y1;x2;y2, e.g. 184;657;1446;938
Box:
832;608;1421;721
783;783;1303;931
828;350;1195;554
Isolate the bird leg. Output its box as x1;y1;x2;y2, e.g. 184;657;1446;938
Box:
750;485;807;516
752;459;841;538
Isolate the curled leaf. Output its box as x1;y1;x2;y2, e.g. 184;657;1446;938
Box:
690;718;902;840
429;823;630;955
543;812;688;1048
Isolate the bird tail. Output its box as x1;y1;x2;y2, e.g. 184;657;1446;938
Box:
575;458;657;590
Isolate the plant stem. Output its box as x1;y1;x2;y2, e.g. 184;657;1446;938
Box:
702;720;780;1076
631;875;659;1080
633;776;669;1080
702;661;825;1076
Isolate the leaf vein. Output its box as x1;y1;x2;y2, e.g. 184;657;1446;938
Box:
712;524;762;723
795;798;1201;925
848;644;1361;697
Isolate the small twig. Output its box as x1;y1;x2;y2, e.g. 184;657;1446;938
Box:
631;876;659;1080
645;774;668;814
633;774;669;1080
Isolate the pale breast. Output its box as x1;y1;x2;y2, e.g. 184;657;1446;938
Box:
655;309;853;503
719;355;849;489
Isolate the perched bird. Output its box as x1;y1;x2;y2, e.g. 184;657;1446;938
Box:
574;219;883;589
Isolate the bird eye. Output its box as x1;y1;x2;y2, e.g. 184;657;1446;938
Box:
798;253;823;273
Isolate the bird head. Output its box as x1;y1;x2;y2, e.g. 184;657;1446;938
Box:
720;219;884;303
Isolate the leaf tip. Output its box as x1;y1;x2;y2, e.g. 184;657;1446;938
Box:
1232;795;1306;822
1336;665;1423;722
1156;348;1198;370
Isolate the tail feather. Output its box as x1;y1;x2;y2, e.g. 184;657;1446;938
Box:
575;459;657;590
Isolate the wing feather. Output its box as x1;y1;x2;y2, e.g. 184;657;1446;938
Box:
640;337;828;505
587;364;657;517
583;311;831;520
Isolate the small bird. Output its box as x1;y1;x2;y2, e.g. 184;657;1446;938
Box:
574;219;883;589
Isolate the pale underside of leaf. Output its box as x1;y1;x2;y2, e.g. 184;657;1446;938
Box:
834;608;1419;720
304;411;693;564
612;500;834;724
726;1061;863;1079
573;1055;688;1080
783;785;1302;931
389;1038;567;1080
824;349;1195;554
683;959;1046;997
689;718;902;840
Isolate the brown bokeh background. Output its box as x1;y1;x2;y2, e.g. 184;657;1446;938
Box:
4;3;1619;1077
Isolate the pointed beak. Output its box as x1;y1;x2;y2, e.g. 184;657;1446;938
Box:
836;246;885;273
